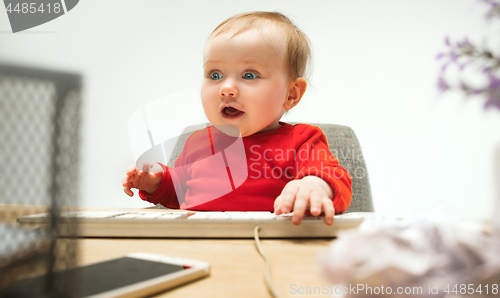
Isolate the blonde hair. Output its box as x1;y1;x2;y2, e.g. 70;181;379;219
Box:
209;11;312;80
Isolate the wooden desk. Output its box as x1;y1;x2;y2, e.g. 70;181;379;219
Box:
1;204;335;298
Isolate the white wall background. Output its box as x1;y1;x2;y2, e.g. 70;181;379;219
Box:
1;0;499;220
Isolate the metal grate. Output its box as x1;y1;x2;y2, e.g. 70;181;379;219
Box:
0;63;82;297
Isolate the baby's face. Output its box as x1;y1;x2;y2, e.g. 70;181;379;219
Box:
201;28;292;137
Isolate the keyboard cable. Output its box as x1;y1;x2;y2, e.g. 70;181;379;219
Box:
253;226;283;298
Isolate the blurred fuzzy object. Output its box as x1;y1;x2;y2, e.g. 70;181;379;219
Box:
319;210;500;297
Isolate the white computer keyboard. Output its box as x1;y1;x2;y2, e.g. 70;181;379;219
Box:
17;211;377;238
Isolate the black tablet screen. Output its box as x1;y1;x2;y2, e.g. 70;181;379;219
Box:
1;257;189;297
79;257;188;296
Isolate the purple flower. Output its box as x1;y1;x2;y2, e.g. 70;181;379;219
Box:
488;74;500;89
445;36;451;46
484;74;500;109
482;66;493;74
473;88;484;95
462;37;473;48
438;77;450;92
482;0;500;19
460;81;469;92
484;98;500;109
437;0;500;111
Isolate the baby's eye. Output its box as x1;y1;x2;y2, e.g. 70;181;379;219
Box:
242;72;258;80
210;72;223;80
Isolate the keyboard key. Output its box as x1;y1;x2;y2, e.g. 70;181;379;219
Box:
276;213;294;220
186;213;211;220
113;214;141;220
138;213;164;219
155;214;182;220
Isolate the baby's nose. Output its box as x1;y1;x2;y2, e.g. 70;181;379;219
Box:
219;81;238;98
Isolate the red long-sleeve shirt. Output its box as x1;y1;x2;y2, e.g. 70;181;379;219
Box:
139;122;352;213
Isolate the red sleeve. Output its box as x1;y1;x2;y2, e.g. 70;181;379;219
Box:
138;129;215;209
293;125;352;213
139;131;201;209
139;163;180;209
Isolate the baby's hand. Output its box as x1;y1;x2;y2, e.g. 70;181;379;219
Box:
122;163;164;197
274;176;334;225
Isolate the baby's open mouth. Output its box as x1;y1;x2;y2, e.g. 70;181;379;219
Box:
222;107;244;118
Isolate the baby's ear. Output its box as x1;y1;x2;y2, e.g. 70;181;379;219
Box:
284;78;307;110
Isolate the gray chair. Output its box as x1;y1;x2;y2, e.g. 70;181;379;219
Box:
157;122;374;213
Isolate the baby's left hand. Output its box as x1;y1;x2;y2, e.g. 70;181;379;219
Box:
274;176;335;225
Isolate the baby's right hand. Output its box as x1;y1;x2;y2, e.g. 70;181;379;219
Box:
122;163;164;197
